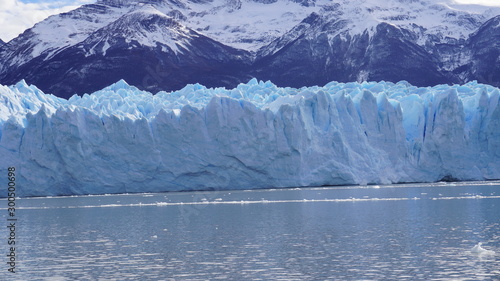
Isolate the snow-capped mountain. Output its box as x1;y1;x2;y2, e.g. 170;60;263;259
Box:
252;0;500;87
0;0;499;98
0;2;252;97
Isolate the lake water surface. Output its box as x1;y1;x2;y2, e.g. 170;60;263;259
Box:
1;181;499;280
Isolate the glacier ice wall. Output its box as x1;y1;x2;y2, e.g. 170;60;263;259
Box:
1;79;499;197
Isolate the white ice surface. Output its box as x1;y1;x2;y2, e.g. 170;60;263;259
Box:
1;78;499;197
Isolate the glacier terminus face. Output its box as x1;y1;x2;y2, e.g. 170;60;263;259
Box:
1;79;499;197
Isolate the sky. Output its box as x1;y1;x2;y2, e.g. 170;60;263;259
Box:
0;0;95;42
454;0;500;5
1;0;500;42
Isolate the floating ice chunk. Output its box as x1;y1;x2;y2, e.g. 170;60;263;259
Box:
471;242;495;255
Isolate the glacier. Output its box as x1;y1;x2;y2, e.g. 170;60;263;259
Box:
1;78;499;197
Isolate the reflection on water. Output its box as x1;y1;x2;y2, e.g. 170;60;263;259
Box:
1;181;499;280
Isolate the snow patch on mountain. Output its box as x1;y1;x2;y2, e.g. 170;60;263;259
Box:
83;4;194;55
303;0;498;47
0;4;126;70
3;0;498;63
178;0;320;51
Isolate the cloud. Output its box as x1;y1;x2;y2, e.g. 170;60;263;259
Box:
0;0;95;42
452;0;500;6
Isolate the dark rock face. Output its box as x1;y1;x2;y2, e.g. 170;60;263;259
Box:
0;41;251;97
253;12;500;88
252;12;500;88
0;2;499;98
466;15;500;87
253;19;449;88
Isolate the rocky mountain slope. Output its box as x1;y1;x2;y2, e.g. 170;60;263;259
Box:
0;0;499;98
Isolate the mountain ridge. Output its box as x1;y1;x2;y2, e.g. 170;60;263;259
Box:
0;0;499;97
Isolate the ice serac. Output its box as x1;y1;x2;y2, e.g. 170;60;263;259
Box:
1;79;499;197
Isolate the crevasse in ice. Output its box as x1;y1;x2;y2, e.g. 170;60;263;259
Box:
1;78;499;197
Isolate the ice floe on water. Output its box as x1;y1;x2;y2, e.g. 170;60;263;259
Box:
471;243;495;255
